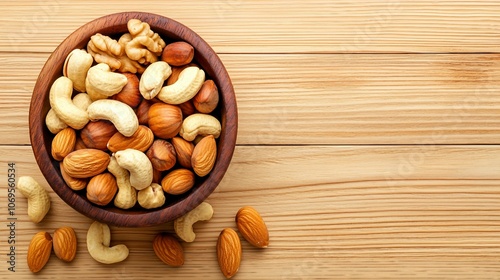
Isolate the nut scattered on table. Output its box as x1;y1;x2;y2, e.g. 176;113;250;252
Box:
27;232;53;273
153;233;184;267
236;206;269;248
217;228;242;279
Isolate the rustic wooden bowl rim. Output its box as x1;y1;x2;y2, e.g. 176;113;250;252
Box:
29;12;237;227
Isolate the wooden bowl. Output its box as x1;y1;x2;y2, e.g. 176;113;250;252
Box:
29;12;237;227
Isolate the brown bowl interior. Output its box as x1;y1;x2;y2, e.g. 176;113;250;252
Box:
29;12;237;227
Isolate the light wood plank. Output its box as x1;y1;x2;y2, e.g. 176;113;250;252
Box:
1;0;500;53
2;145;500;278
3;53;500;145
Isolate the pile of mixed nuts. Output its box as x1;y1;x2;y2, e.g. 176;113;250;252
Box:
21;18;269;278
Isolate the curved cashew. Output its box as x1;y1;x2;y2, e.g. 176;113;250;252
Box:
108;156;137;209
174;202;213;242
157;66;205;105
139;61;172;100
72;93;93;111
87;99;139;137
85;63;128;101
86;221;129;264
17;176;51;223
179;113;221;142
114;148;153;190
45;108;68;134
63;49;93;93
46;93;93;134
49;76;89;130
137;183;165;209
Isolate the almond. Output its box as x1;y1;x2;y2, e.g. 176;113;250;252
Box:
51;127;76;161
146;139;177;171
161;168;195;195
235;206;269;248
112;73;142;108
27;232;53;273
107;125;154;153
161;41;194;66
152;233;184;267
193;80;219;114
60;162;88;191
148;103;183;139
80;120;118;151
62;149;110;178
171;137;194;169
53;226;77;262
86;173;118;206
191;135;217;177
217;228;241;279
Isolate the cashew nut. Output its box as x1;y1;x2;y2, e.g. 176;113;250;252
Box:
139;61;172;100
174;202;213;242
45;108;68;134
72;93;93;111
49;76;89;130
108;156;137;209
86;221;129;264
137;183;165;209
179;113;221;142
85;63;128;101
46;93;92;134
63;49;93;93
157;66;205;105
87;99;139;137
17;176;51;223
114;148;153;190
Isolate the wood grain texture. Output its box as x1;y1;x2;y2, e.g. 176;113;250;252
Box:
1;0;500;53
3;146;500;279
3;53;500;145
2;1;500;279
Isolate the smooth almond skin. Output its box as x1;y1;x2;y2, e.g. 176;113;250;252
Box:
153;233;184;267
107;125;154;153
80;120;118;151
53;226;77;262
161;41;194;66
51;127;77;161
86;173;118;206
146;139;177;171
27;232;53;273
193;80;219;114
236;206;270;248
171;137;194;168
191;135;217;177
148;103;183;139
161;168;195;195
217;228;242;279
62;149;110;178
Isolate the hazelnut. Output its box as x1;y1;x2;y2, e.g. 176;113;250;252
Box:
86;173;118;206
146;139;177;171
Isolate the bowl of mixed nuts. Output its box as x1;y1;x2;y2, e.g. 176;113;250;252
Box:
29;12;238;227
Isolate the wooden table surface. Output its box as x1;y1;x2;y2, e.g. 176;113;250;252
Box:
2;1;500;279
